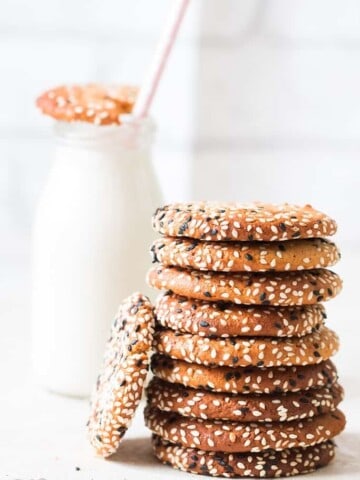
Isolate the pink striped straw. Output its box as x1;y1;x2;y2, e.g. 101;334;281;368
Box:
133;0;190;118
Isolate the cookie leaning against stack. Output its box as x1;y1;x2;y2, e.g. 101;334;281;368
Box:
145;202;345;478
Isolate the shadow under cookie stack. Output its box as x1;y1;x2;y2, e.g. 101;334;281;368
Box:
145;202;345;478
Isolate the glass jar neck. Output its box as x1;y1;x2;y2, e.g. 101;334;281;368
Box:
53;115;155;152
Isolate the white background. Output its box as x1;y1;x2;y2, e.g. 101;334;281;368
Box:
1;0;360;254
1;1;360;479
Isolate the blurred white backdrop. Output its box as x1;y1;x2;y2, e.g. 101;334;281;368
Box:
193;1;360;250
1;0;360;266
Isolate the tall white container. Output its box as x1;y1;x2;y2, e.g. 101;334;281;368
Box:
31;118;161;397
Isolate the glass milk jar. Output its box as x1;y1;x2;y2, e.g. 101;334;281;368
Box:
31;117;161;397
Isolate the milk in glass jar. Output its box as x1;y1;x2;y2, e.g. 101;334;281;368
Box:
32;85;161;397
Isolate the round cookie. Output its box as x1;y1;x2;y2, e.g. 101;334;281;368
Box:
152;435;336;478
151;237;340;272
144;406;346;452
146;377;344;423
152;202;337;242
36;83;137;125
151;355;338;395
155;293;326;338
87;292;154;457
153;326;339;368
147;266;342;306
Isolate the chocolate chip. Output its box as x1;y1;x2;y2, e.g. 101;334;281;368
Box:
117;427;126;438
200;320;209;327
178;217;192;235
150;245;159;263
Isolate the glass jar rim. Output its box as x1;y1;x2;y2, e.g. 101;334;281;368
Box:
53;115;156;149
54;114;155;137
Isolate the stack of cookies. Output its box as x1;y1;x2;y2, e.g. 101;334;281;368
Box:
145;202;345;478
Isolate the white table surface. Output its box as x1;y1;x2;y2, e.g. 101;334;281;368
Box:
1;246;360;480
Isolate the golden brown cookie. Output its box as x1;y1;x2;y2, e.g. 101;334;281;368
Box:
146;377;344;423
151;356;338;395
87;293;154;457
151;237;340;272
152;202;337;242
152;435;336;478
155;293;326;338
144;406;345;452
153;326;339;368
147;266;342;306
36;84;137;125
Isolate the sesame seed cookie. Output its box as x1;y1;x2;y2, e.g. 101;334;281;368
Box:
152;202;337;242
151;237;340;272
153;326;339;368
147;266;342;306
151;356;338;395
146;377;344;423
155;293;326;338
36;84;137;125
144;406;345;453
88;293;154;457
152;435;335;478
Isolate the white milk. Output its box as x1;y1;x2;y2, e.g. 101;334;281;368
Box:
31;118;161;397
